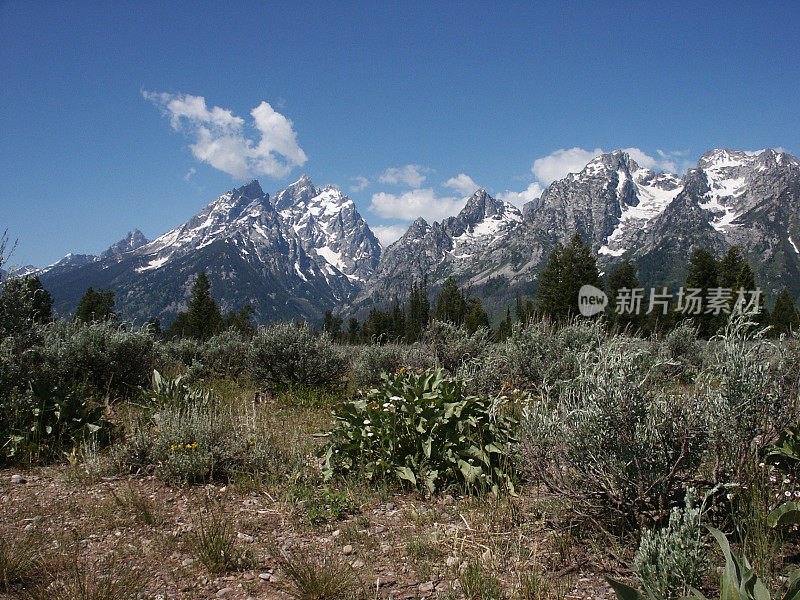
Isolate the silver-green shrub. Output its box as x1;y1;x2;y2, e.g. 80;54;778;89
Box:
633;490;707;599
38;320;155;396
519;336;706;521
349;343;406;388
157;336;202;371
249;323;345;386
119;402;294;483
199;330;250;378
701;315;795;480
505;319;603;390
1;320;154;397
349;343;436;389
422;319;490;374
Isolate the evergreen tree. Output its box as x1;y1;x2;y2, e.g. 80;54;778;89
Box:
182;271;222;340
347;317;360;344
0;275;53;333
322;309;344;340
146;317;162;336
405;281;430;343
684;248;720;338
495;306;513;341
515;295;535;323
75;287;116;323
224;305;255;337
464;297;489;334
536;234;602;321
165;312;190;339
390;300;405;341
360;308;392;344
771;288;799;336
435;276;467;324
606;261;644;332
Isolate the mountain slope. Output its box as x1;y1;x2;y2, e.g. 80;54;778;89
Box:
274;175;382;284
39;181;352;323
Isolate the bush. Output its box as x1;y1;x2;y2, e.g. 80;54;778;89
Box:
422;320;489;374
322;368;517;496
504;319;603;390
349;343;435;389
633;490;707;600
156;336;202;373
249;323;345;387
33;320;155;397
701;316;796;481
519;336;706;523
118;401;295;484
199;330;250;378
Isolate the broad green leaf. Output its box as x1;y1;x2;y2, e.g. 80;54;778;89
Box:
767;502;800;528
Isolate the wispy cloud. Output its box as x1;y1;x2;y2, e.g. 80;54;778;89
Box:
497;181;544;207
143;91;307;180
378;164;430;188
349;176;370;193
532;147;604;185
443;173;479;196
369;188;467;222
371;224;408;247
531;146;693;186
183;167;196;182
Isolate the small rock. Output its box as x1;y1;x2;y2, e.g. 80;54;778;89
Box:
342;544;354;555
216;587;234;598
331;529;341;538
374;525;387;534
351;559;365;568
269;574;279;583
419;581;435;593
11;474;26;484
385;502;395;511
445;556;459;567
243;572;255;581
237;533;254;543
182;558;195;567
258;573;271;581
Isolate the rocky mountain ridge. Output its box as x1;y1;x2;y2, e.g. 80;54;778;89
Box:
27;148;800;323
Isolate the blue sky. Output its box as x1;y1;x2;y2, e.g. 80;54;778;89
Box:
2;1;799;266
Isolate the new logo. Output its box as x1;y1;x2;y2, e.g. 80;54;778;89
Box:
578;284;608;317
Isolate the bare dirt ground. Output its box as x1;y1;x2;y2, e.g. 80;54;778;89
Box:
0;466;622;600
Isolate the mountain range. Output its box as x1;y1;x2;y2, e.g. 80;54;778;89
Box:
22;148;800;324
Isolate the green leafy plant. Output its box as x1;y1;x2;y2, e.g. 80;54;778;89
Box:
322;368;517;496
3;380;110;463
142;369;211;408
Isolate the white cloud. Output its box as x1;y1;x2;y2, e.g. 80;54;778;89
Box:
371;224;408;247
369;188;467;222
378;164;430;187
143;91;307;180
183;167;196;182
531;146;695;186
497;181;544;207
532;147;604;185
349;176;370;193
444;173;479;196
